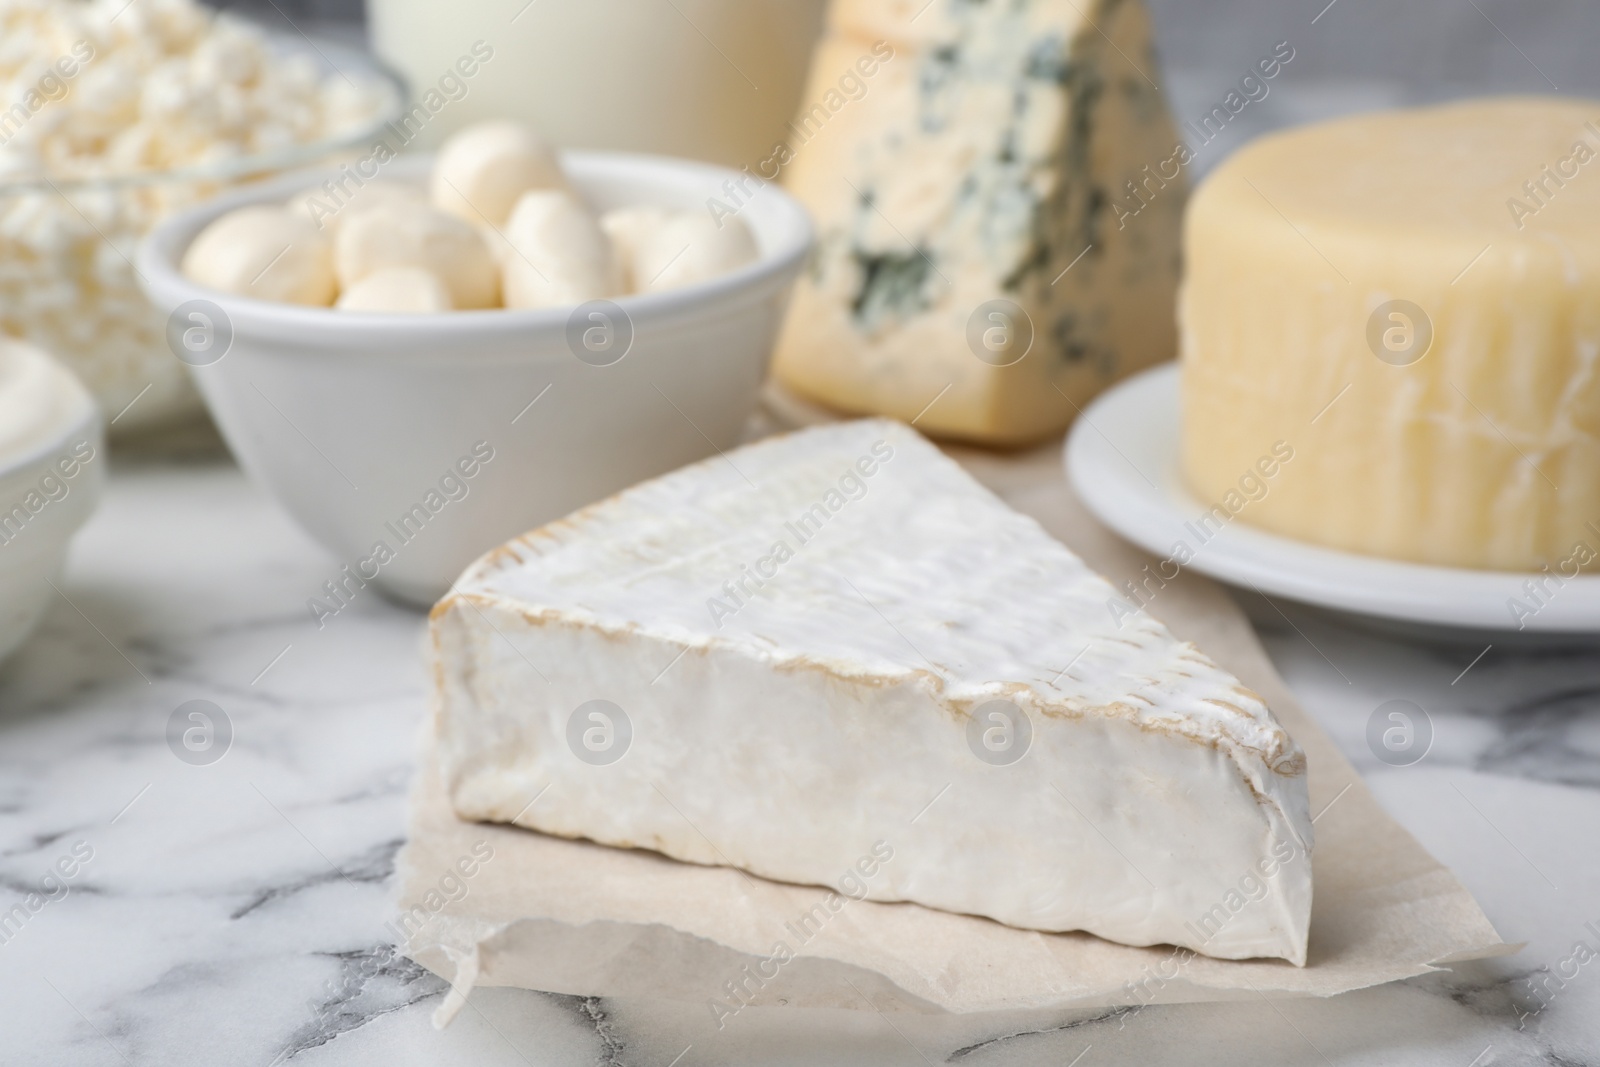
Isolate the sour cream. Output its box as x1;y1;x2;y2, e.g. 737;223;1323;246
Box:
0;340;97;470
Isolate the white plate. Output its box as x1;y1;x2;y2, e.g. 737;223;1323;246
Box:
1065;363;1600;636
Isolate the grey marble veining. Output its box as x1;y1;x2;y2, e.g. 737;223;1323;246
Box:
0;445;1597;1066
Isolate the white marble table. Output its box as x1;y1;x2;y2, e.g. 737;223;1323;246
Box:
1;436;1597;1066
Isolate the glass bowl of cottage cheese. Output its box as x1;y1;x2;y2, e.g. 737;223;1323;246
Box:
0;0;403;434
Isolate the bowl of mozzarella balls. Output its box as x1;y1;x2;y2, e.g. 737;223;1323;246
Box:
137;120;812;605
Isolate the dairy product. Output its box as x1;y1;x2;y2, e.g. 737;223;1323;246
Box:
0;338;102;667
0;0;395;429
629;210;756;293
334;204;499;310
599;205;668;293
289;180;428;232
335;266;452;313
182;122;767;315
430;419;1314;963
1182;97;1600;572
368;0;827;167
430;119;566;228
0;338;95;467
180;205;336;306
501;190;619;310
771;0;1186;446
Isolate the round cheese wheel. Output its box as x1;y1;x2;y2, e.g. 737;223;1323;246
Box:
1182;97;1600;572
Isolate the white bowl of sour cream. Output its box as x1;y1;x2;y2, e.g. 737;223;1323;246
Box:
0;341;104;665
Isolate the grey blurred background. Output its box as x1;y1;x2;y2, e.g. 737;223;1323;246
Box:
223;0;1600;178
1147;0;1599;176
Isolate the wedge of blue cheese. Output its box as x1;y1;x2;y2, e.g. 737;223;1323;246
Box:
430;420;1313;963
772;0;1184;445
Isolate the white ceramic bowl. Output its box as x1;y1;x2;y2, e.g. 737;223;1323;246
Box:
0;342;104;664
137;153;811;606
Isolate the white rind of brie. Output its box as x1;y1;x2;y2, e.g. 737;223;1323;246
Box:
431;419;1313;964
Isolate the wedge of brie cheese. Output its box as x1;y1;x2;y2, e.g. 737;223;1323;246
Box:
431;420;1313;963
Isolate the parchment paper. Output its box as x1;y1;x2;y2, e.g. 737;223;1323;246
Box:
396;418;1512;1026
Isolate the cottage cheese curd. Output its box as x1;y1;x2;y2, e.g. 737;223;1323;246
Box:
0;0;394;429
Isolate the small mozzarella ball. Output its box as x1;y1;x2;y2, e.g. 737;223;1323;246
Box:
335;267;453;314
431;120;567;228
181;204;336;306
632;211;758;293
600;205;670;294
335;204;499;310
500;190;620;310
286;179;427;233
476;221;516;266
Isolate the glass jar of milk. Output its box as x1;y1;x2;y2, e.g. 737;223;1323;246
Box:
368;0;828;168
